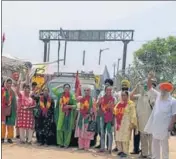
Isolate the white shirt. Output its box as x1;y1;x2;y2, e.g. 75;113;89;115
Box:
144;89;176;140
135;92;153;132
148;89;157;108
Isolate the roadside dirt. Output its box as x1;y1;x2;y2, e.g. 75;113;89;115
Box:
2;137;176;159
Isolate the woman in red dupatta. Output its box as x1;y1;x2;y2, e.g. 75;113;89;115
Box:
75;87;96;150
98;86;115;153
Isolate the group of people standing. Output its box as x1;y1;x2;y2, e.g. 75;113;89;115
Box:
2;71;56;145
1;70;176;159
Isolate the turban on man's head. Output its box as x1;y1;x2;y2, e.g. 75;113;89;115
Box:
159;82;174;92
121;80;130;88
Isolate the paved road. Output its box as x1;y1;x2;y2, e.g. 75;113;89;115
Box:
2;137;176;159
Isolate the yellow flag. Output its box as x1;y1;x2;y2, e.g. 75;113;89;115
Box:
35;65;47;74
31;64;47;91
32;76;45;90
95;75;100;88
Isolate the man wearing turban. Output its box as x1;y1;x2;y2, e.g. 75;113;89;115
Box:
144;72;176;159
116;80;131;101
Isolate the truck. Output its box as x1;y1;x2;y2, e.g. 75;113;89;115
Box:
47;71;97;100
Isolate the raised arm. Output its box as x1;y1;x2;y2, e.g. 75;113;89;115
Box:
147;71;159;97
21;69;30;86
130;83;139;99
52;84;63;96
25;69;30;85
147;71;155;90
16;81;21;97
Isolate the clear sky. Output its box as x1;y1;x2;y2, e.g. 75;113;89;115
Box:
2;1;176;76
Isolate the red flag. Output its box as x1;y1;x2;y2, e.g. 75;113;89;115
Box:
75;71;82;97
2;33;5;43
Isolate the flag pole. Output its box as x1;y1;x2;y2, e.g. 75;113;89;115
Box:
2;33;5;54
1;41;3;54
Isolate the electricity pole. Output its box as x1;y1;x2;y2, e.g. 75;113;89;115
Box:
63;40;67;65
122;40;129;75
82;50;86;65
113;63;116;78
57;40;64;74
47;41;50;62
57;40;61;73
98;48;109;65
117;58;121;73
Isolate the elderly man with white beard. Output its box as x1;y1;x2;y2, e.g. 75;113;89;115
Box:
144;72;176;159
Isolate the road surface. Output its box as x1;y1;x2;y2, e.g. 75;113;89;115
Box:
2;137;176;159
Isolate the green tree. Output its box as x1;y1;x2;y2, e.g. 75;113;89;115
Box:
133;36;176;84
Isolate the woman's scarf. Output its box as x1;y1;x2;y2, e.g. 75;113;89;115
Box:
80;96;91;118
78;96;93;129
3;88;13;107
101;95;114;123
60;92;70;116
40;95;51;117
114;101;128;131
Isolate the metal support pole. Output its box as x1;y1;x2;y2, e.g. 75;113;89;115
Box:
43;40;48;62
98;49;102;65
47;41;50;62
98;48;109;65
1;43;3;54
57;40;61;73
117;58;121;73
63;41;67;65
122;40;129;74
82;50;85;65
113;63;116;78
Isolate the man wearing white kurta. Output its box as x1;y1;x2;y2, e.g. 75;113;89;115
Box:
134;83;156;158
144;74;176;159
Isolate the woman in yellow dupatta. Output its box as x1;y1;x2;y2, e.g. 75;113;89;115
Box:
114;91;138;158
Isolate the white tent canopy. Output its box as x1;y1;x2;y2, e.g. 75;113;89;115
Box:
2;54;27;67
2;54;32;78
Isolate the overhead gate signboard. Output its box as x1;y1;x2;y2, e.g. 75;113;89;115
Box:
39;30;134;42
